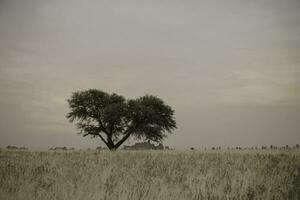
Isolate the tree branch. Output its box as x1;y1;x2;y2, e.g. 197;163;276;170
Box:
115;128;133;149
98;133;108;145
109;121;115;136
83;132;108;145
97;118;109;135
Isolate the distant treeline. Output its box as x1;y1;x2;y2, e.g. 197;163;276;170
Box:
2;144;299;151
194;144;300;150
5;145;28;150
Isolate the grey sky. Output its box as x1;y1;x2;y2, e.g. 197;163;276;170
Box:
0;0;299;149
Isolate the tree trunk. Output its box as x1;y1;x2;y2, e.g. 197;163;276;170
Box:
106;142;116;151
108;146;117;151
106;135;117;151
105;129;133;151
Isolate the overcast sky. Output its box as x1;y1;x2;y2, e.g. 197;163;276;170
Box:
0;0;299;149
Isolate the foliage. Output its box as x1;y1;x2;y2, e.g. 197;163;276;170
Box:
66;89;177;150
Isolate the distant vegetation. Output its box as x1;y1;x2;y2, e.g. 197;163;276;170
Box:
2;144;299;151
5;146;27;150
0;149;299;200
122;141;170;150
49;147;75;151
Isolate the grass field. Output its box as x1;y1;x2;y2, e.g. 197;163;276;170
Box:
0;149;299;200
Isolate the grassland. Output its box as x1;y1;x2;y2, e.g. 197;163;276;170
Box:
0;149;299;200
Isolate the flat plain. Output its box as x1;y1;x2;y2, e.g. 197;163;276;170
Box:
0;149;299;200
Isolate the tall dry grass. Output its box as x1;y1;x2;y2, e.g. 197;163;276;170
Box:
0;149;299;200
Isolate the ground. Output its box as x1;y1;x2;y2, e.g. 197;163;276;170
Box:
0;149;299;200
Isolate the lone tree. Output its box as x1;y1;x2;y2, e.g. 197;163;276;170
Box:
66;89;177;150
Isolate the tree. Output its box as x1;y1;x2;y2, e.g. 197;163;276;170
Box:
66;89;177;150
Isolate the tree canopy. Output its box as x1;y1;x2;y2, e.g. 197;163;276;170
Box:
66;89;177;150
